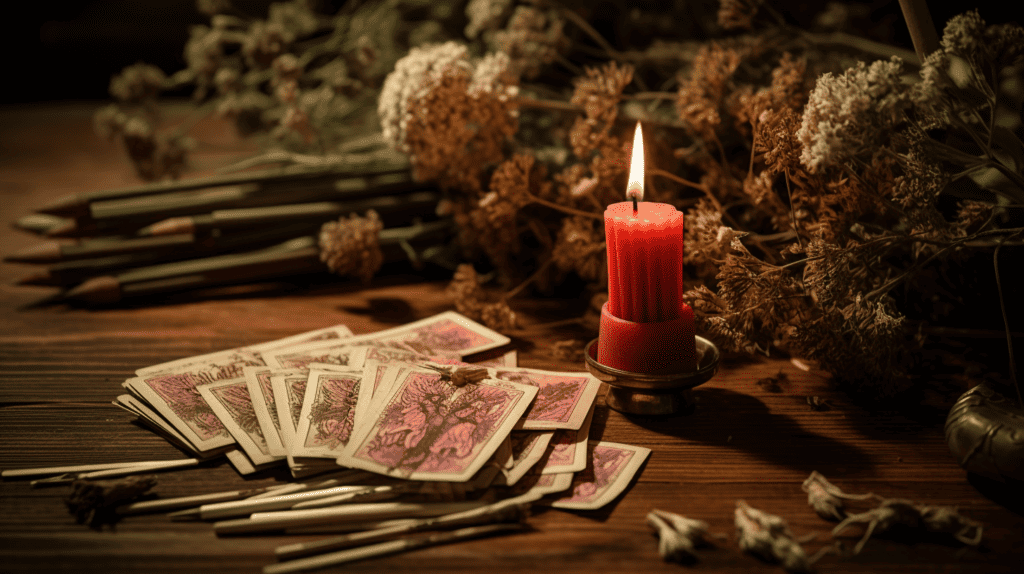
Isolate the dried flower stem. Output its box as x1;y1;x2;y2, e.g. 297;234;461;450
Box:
557;5;649;91
528;195;603;221
517;97;581;113
897;0;940;62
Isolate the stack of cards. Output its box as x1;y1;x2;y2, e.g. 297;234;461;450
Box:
114;311;651;510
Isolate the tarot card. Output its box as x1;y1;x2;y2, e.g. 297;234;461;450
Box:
291;369;366;458
495;436;514;470
263;342;369;371
224;448;279;475
503;469;574;503
271;372;314;454
548;441;651;510
491;367;600;431
338;368;537;482
135;346;263;378
365;311;510;357
242;367;303;456
541;403;595;474
113;394;200;455
498;431;554;487
198;377;283;466
247;324;354;355
125;373;236;452
361;346;463;366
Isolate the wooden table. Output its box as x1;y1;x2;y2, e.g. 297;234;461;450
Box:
1;104;1021;573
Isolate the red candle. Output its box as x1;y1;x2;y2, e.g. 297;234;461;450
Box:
598;123;696;374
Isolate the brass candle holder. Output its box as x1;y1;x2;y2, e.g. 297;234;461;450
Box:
584;336;720;416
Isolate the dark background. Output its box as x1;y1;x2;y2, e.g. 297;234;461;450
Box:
1;1;1019;105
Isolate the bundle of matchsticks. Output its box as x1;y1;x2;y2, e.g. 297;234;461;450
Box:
7;160;451;304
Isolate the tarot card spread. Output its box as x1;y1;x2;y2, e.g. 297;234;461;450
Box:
339;367;537;482
116;311;649;511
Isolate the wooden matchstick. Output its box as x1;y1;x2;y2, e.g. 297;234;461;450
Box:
274;500;530;560
116;485;286;515
199;485;375;520
3;458;199;479
214;501;486;535
263;523;526;574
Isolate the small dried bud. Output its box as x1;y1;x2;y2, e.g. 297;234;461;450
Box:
647;508;709;563
318;210;384;283
801;471;874;521
423;364;489;387
66;476;157;529
735;500;811;573
272;53;301;82
94;105;128;140
109;63;167;103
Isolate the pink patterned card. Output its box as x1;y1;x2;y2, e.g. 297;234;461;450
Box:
339;368;536;482
548;441;651;510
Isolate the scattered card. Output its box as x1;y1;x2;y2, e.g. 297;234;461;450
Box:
198;377;283;466
542;404;595;474
548;441;651;510
291;369;365;458
498;431;554;486
490;367;600;431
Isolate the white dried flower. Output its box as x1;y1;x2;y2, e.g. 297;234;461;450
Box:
801;471;875;521
377;41;471;153
464;0;513;39
377;41;517;154
735;500;812;573
797;57;907;173
646;509;709;563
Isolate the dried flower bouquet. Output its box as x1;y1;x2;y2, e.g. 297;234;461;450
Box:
97;1;1023;403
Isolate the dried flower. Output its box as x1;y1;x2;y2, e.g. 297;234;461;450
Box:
196;0;231;17
464;0;513;39
735;500;812;573
268;0;320;39
569;61;633;159
797;57;908;173
676;44;742;142
801;471;877;522
447;264;518;333
551;217;605;282
647;508;709;563
243;21;293;69
184;25;224;86
318;210;384;283
488;5;569;79
378;41;518;191
467;154;547;270
833;497;983;555
66;476;157;529
109;63;167;103
93;105;128;140
423;364;489;387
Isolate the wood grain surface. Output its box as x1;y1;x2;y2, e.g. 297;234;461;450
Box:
1;105;1021;573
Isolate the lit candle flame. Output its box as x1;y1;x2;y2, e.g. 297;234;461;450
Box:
626;121;644;203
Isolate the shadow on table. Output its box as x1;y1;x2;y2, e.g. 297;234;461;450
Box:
967;473;1024;518
610;387;875;477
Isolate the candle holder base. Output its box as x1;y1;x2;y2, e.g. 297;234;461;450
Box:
584;336;720;416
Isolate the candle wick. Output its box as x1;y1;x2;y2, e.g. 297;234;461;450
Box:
632;196;638;214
